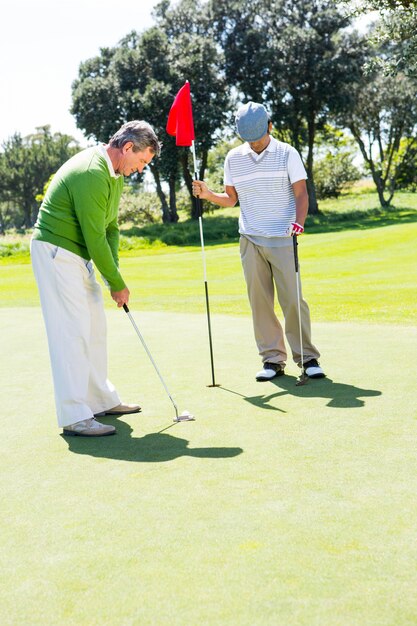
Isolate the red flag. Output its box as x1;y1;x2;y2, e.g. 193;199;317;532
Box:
166;81;195;146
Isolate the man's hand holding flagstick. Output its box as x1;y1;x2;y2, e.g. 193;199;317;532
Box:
166;81;219;387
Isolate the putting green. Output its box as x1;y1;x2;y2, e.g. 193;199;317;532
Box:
1;307;416;625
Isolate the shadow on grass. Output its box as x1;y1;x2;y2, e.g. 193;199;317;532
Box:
61;418;243;462
306;206;417;234
119;207;417;248
220;376;381;410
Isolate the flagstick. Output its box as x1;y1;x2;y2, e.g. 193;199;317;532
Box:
191;140;219;387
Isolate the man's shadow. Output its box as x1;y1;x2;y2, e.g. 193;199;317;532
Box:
221;375;381;410
62;418;243;463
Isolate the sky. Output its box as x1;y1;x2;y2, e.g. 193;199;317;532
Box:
0;0;160;146
1;2;375;148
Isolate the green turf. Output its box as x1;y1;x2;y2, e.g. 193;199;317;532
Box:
1;214;416;624
1;308;417;625
1;221;416;324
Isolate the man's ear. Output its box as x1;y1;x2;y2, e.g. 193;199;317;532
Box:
122;141;134;153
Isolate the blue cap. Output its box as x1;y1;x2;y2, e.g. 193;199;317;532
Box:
235;102;269;142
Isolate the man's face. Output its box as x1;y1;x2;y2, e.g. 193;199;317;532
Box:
247;122;273;154
117;143;154;176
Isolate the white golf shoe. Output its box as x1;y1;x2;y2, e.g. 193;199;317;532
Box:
63;418;116;437
303;359;326;379
94;402;141;417
256;362;285;382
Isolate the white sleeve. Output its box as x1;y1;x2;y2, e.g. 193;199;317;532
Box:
224;154;234;186
287;147;308;183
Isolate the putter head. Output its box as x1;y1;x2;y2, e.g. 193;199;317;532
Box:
173;410;195;422
295;372;309;386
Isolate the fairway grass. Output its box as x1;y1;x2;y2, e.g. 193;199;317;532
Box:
1;221;416;324
1;308;417;625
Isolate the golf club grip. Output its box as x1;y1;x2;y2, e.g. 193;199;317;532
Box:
123;303;129;313
195;195;202;219
292;235;299;272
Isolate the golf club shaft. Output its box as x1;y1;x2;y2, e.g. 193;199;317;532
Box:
123;304;179;419
293;236;304;371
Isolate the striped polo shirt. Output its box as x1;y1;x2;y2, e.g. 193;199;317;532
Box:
224;137;307;246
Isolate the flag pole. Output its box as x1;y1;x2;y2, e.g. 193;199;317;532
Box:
191;139;219;387
166;80;219;387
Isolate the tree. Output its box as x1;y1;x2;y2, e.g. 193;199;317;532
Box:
71;3;230;221
153;0;231;218
72;29;181;222
343;71;417;206
211;0;367;214
0;127;79;229
345;0;417;77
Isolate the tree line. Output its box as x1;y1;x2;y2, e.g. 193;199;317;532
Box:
1;0;416;231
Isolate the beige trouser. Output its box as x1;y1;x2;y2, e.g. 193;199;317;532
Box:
240;236;320;367
31;240;120;427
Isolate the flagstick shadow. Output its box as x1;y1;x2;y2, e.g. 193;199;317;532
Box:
218;386;287;413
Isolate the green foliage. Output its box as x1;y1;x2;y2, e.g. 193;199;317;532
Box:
0;238;30;258
35;174;54;205
342;70;417;206
314;153;361;199
204;138;242;191
391;137;417;190
121;215;239;246
349;0;417;77
71;2;230;221
0;127;79;229
313;125;361;198
210;0;368;214
118;187;162;225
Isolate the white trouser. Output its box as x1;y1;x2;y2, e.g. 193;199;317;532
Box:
30;240;120;427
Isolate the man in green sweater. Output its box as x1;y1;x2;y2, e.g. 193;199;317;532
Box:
31;120;161;437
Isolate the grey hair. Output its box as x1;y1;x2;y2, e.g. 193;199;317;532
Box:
109;121;161;156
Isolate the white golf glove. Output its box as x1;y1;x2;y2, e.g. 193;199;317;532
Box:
288;222;304;236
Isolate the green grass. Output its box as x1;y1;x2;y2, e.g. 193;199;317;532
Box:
1;221;416;324
1;188;417;624
1;310;417;625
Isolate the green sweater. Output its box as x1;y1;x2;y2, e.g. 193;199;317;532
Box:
33;146;126;291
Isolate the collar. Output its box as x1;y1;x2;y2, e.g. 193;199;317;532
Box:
97;144;121;178
241;135;278;157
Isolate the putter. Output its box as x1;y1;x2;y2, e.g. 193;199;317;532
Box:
292;236;308;386
123;304;195;422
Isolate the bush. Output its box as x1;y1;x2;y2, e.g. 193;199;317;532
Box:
118;188;162;225
314;152;361;200
0;238;30;258
121;215;239;246
392;138;417;192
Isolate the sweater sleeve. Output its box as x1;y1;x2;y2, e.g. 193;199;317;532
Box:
106;217;120;267
71;172;126;292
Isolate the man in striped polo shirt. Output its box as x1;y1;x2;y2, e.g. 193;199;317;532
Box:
192;102;325;382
